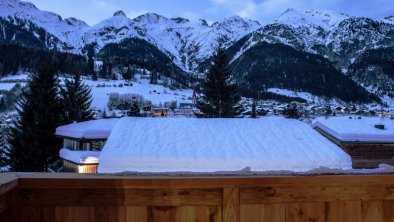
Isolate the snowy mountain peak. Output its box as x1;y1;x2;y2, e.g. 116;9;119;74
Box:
199;19;209;26
275;8;350;30
133;13;169;24
213;16;260;30
113;10;126;17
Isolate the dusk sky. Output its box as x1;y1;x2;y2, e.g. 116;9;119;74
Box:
28;0;394;26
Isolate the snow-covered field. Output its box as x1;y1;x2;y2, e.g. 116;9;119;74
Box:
0;74;28;91
0;73;193;110
82;76;193;110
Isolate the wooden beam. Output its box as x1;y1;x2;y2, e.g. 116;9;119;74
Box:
240;184;394;204
18;188;222;206
17;174;394;190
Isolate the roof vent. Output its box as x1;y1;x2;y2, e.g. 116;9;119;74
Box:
375;124;385;130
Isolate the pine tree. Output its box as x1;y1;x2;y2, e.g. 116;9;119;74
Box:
197;48;240;118
60;74;93;124
0;97;5;112
251;98;257;118
122;67;132;81
150;70;158;84
92;71;98;81
7;65;63;172
0;127;10;170
283;102;300;119
128;103;140;117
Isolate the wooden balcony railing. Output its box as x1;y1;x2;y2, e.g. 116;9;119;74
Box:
1;173;394;221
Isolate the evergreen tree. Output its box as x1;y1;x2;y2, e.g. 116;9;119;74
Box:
122;66;132;81
128;103;140;117
0;127;10;170
0;97;5;112
7;65;62;171
150;70;158;84
60;74;93;124
92;71;98;81
197;48;240;118
283;102;300;119
251;98;257;118
88;56;94;74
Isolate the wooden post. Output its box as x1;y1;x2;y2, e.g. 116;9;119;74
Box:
223;187;239;222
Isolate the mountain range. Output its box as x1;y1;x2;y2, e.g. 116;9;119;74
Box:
1;0;394;103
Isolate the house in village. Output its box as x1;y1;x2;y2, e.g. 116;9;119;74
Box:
93;59;104;73
55;118;119;173
173;102;198;117
54;117;351;173
151;107;169;117
313;116;394;168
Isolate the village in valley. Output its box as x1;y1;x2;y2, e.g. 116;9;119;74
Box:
2;57;394;174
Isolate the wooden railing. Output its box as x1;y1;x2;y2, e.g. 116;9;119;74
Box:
1;173;394;221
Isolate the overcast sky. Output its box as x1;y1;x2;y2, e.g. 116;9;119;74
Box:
28;0;394;26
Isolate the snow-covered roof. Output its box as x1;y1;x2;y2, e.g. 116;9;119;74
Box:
313;117;394;143
55;118;119;139
98;117;351;173
60;148;99;164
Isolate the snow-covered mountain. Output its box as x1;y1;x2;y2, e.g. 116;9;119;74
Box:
1;0;394;101
0;0;260;71
0;0;88;51
228;8;394;68
81;11;260;71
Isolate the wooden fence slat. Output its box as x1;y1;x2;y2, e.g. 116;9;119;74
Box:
126;206;148;222
362;201;383;222
223;187;240;222
240;204;285;222
382;200;394;222
95;207;127;222
285;202;325;222
42;207;55;222
55;207;95;222
19;206;41;222
325;201;361;222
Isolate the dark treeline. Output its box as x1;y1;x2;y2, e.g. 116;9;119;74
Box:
239;90;307;103
97;38;189;86
350;47;394;76
229;42;381;103
0;44;89;77
350;47;394;96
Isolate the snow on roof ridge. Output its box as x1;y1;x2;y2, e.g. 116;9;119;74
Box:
55;118;120;139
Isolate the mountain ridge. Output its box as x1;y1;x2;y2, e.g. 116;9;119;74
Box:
1;0;394;103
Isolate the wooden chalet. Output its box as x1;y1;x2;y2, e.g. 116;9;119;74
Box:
54;118;119;173
313;116;394;168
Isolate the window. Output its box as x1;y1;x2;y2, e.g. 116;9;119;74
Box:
82;142;91;151
91;141;105;151
63;139;79;151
